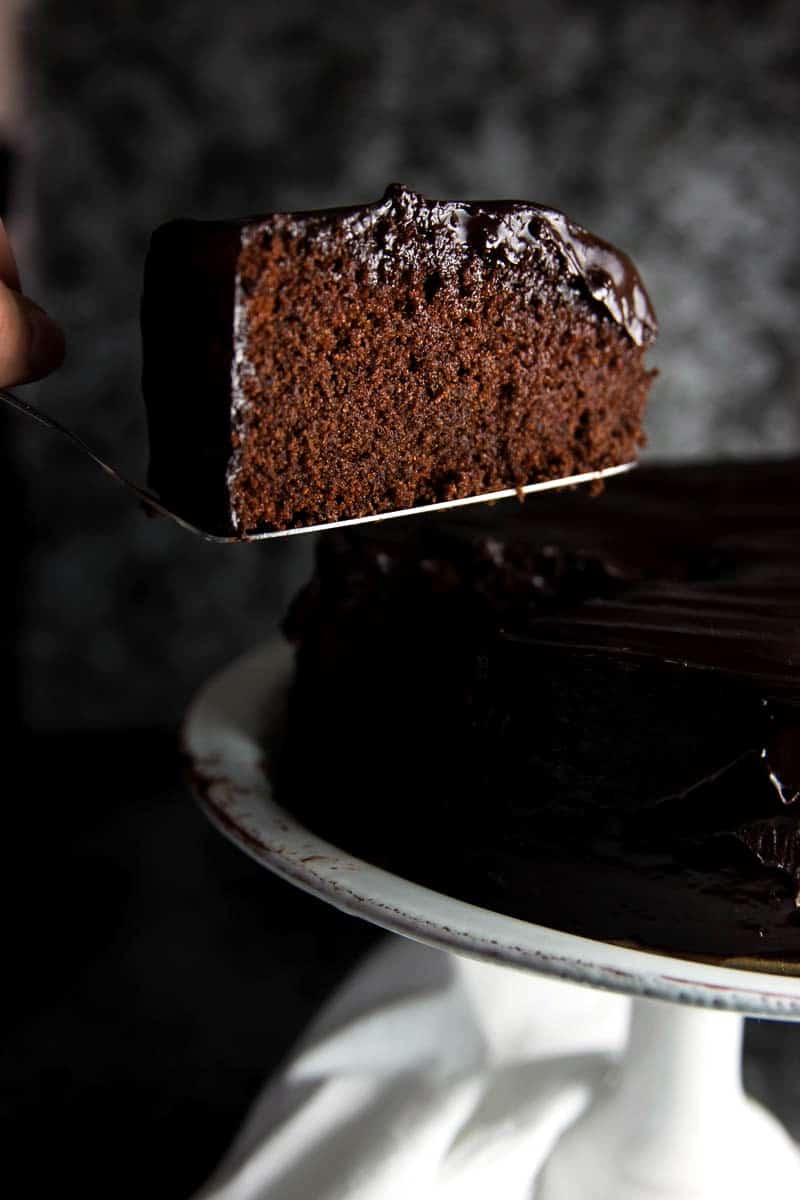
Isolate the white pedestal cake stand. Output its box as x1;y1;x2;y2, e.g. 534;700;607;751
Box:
184;639;800;1200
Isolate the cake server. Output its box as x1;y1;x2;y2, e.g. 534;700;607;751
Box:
0;386;635;542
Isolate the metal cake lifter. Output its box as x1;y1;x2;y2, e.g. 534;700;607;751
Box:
0;385;634;543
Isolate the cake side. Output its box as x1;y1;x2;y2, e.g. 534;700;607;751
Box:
142;186;657;535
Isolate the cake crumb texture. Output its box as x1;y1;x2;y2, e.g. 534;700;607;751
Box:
228;186;655;532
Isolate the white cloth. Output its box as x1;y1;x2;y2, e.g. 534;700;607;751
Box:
194;937;630;1200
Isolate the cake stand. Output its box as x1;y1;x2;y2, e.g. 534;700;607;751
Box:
184;638;800;1200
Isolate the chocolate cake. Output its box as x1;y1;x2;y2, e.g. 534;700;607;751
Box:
142;185;656;536
279;460;800;963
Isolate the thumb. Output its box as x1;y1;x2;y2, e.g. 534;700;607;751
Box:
0;281;66;387
0;217;21;290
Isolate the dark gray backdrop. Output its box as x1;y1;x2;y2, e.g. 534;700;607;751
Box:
16;0;800;728
5;7;800;1195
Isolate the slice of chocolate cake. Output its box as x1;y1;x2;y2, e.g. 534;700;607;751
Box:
142;185;656;536
279;460;800;962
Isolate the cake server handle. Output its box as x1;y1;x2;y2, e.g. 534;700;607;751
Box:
0;386;238;542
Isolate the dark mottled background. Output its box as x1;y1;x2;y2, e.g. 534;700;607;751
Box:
11;0;800;728
3;3;800;1197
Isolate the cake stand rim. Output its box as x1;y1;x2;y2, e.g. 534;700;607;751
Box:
183;637;800;1019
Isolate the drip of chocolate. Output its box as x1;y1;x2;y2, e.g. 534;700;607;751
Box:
736;817;800;904
761;718;800;807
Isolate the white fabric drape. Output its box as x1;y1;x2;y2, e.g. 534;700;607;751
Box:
194;937;629;1199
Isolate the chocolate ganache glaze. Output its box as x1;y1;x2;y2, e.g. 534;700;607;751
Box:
238;184;657;347
281;460;800;962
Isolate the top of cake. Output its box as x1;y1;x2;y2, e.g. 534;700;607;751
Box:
295;458;799;694
233;183;657;348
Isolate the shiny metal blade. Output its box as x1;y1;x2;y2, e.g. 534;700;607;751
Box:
1;387;635;542
247;460;636;540
1;386;223;538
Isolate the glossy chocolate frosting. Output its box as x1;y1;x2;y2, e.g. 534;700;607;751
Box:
241;183;657;347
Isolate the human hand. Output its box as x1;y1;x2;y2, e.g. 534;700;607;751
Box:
0;217;65;388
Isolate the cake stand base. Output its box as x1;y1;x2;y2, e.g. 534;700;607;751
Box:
192;943;800;1200
538;996;800;1200
185;640;800;1199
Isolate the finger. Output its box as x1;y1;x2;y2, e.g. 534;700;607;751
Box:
0;281;65;387
0;217;21;290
